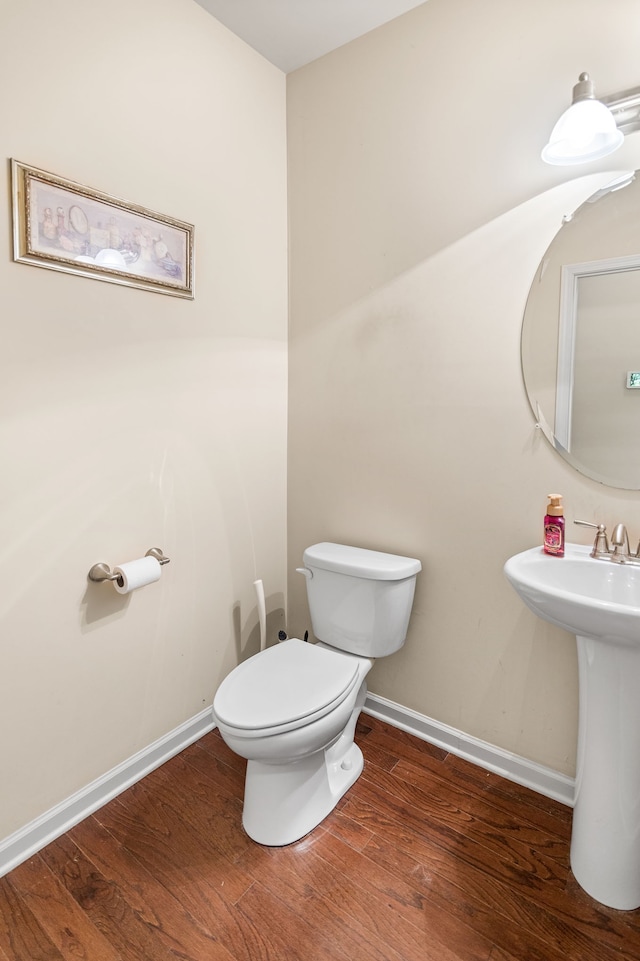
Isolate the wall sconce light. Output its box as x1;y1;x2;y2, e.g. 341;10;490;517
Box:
542;73;640;165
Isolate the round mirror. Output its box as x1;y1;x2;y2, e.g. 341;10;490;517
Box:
521;170;640;489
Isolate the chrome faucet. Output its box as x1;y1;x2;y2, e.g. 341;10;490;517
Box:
611;523;631;562
575;519;640;564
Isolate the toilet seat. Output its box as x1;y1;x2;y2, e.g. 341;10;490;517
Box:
213;638;360;738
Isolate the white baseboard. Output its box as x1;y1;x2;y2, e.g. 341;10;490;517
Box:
0;695;575;880
364;692;575;808
0;707;215;879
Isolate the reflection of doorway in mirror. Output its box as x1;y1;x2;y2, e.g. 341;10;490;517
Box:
558;257;640;480
521;168;640;489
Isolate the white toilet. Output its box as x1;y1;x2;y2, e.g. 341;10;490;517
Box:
213;542;421;846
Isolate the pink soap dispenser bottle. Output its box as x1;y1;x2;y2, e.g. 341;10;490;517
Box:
544;494;565;557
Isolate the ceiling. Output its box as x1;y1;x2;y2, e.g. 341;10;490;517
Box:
194;0;427;73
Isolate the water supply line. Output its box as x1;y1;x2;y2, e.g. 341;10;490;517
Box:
254;579;267;652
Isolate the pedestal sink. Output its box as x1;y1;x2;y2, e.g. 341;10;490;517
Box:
504;543;640;910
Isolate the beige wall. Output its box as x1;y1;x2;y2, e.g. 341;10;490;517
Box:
287;0;640;775
0;0;287;839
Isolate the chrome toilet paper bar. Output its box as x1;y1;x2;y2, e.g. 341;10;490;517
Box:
88;548;170;583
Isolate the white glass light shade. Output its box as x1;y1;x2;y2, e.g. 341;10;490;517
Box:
95;247;127;269
542;98;624;165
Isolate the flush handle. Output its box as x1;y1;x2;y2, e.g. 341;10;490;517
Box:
296;567;313;579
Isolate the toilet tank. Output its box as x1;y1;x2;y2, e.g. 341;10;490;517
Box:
301;543;421;657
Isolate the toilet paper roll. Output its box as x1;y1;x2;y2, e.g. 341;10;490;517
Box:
113;556;161;594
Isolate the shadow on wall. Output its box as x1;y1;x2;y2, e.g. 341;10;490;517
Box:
81;579;132;626
233;591;286;663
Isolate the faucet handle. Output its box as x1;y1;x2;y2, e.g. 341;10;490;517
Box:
574;520;610;557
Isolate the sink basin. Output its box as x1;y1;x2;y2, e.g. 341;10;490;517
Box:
504;542;640;645
505;542;640;911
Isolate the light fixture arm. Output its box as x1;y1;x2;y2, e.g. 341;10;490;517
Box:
602;85;640;136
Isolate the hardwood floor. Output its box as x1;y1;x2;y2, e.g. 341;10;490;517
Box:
1;715;639;961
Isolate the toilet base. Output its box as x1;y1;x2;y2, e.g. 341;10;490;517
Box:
242;739;364;846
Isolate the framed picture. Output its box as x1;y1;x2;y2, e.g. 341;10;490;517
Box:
627;372;640;388
11;159;194;299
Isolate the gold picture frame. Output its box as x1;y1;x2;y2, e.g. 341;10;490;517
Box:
11;159;194;299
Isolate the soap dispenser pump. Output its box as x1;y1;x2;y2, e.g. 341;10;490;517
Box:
544;494;565;557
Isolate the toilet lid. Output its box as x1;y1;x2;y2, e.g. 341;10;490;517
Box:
213;638;359;732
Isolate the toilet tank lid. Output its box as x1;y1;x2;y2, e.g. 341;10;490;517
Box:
303;543;421;580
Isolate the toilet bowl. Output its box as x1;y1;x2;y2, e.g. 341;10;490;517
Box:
215;638;372;844
213;542;421;846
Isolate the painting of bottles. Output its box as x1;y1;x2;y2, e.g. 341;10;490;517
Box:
12;160;194;299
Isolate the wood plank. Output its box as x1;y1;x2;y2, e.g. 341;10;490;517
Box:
308;827;493;961
93;767;256;904
0;875;65;961
114;749;265;876
360;831;601;961
354;763;568;884
323;808;376;852
350;751;640;961
68;814;241;961
237;831;455;961
6;855;120;961
40;832;183;961
365;726;571;842
234;879;355;961
444;753;572;827
391;756;569;862
0;940;13;961
98;787;357;961
238;838;403;961
488;948;523;961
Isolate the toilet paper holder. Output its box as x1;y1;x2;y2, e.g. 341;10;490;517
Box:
88;548;171;583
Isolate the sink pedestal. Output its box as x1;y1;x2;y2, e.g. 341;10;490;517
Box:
571;634;640;910
504;543;640;910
